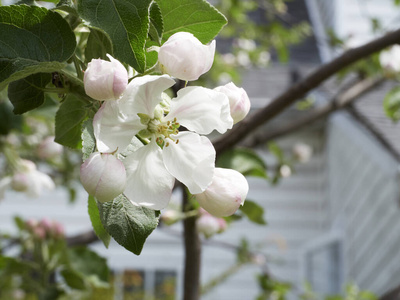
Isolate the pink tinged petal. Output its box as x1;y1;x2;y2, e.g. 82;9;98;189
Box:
162;132;215;194
93;101;145;153
165;87;233;135
195;168;249;217
214;82;251;124
158;32;216;81
80;152;126;203
123;141;175;210
118;75;175;118
107;54;129;99
84;56;128;101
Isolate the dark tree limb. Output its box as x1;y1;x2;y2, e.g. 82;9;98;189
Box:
182;189;201;300
242;76;384;148
214;28;400;156
379;284;400;300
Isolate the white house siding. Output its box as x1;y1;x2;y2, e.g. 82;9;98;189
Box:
327;112;400;295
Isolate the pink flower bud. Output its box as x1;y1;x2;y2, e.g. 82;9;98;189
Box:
158;32;216;81
80;152;127;203
37;136;63;160
195;168;248;217
84;54;128;101
214;82;250;124
196;214;221;238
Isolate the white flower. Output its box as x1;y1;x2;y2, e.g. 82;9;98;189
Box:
279;164;291;178
0;160;55;200
80;152;127;203
214;82;251;124
195;168;248;217
93;75;233;210
158;32;216;81
379;45;400;73
37;136;63;160
292;142;313;163
84;54;128;101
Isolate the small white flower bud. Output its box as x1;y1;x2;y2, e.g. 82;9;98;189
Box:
195;168;248;217
380;45;400;73
80;152;127;203
11;173;30;192
37;136;63;160
160;209;181;226
214;82;251;124
292;143;313;163
158;32;216;81
84;54;128;101
196;213;221;238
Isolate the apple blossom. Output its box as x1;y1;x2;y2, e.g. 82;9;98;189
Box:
37;136;63;160
195;168;248;217
80;152;126;203
158;32;216;81
93;75;233;210
214;82;251;124
379;45;400;73
84;54;128;101
0;160;55;200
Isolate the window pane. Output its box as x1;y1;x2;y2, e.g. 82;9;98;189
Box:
154;270;176;300
123;270;146;300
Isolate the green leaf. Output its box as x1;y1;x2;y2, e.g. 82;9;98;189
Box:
149;2;163;45
85;28;113;62
66;247;109;284
88;196;111;248
7;73;52;114
239;200;266;225
77;0;153;73
55;94;88;148
217;148;267;178
55;0;79;16
60;269;86;290
157;0;227;43
0;96;22;135
81;119;96;161
0;5;76;88
98;194;159;255
384;86;400;122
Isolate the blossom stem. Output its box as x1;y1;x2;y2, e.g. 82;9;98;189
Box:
73;55;84;80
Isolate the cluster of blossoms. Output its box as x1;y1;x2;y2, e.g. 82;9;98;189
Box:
0;159;55;200
25;218;65;240
80;32;250;217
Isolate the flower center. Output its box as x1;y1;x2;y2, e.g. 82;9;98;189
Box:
139;113;180;148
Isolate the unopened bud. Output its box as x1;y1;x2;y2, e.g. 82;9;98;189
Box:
84;54;128;101
195;168;248;217
214;82;250;124
196;213;221;238
292;143;312;163
160;209;181;226
158;32;216;81
80;152;127;203
37;136;63;160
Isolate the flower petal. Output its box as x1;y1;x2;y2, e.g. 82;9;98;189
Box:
162;131;215;194
93;101;145;153
124;141;175;210
165;87;233;135
118;75;175;118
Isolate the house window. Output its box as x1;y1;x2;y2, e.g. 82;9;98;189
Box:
301;234;343;295
114;269;177;300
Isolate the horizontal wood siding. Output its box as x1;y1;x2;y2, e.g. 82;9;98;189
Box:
327;113;400;295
